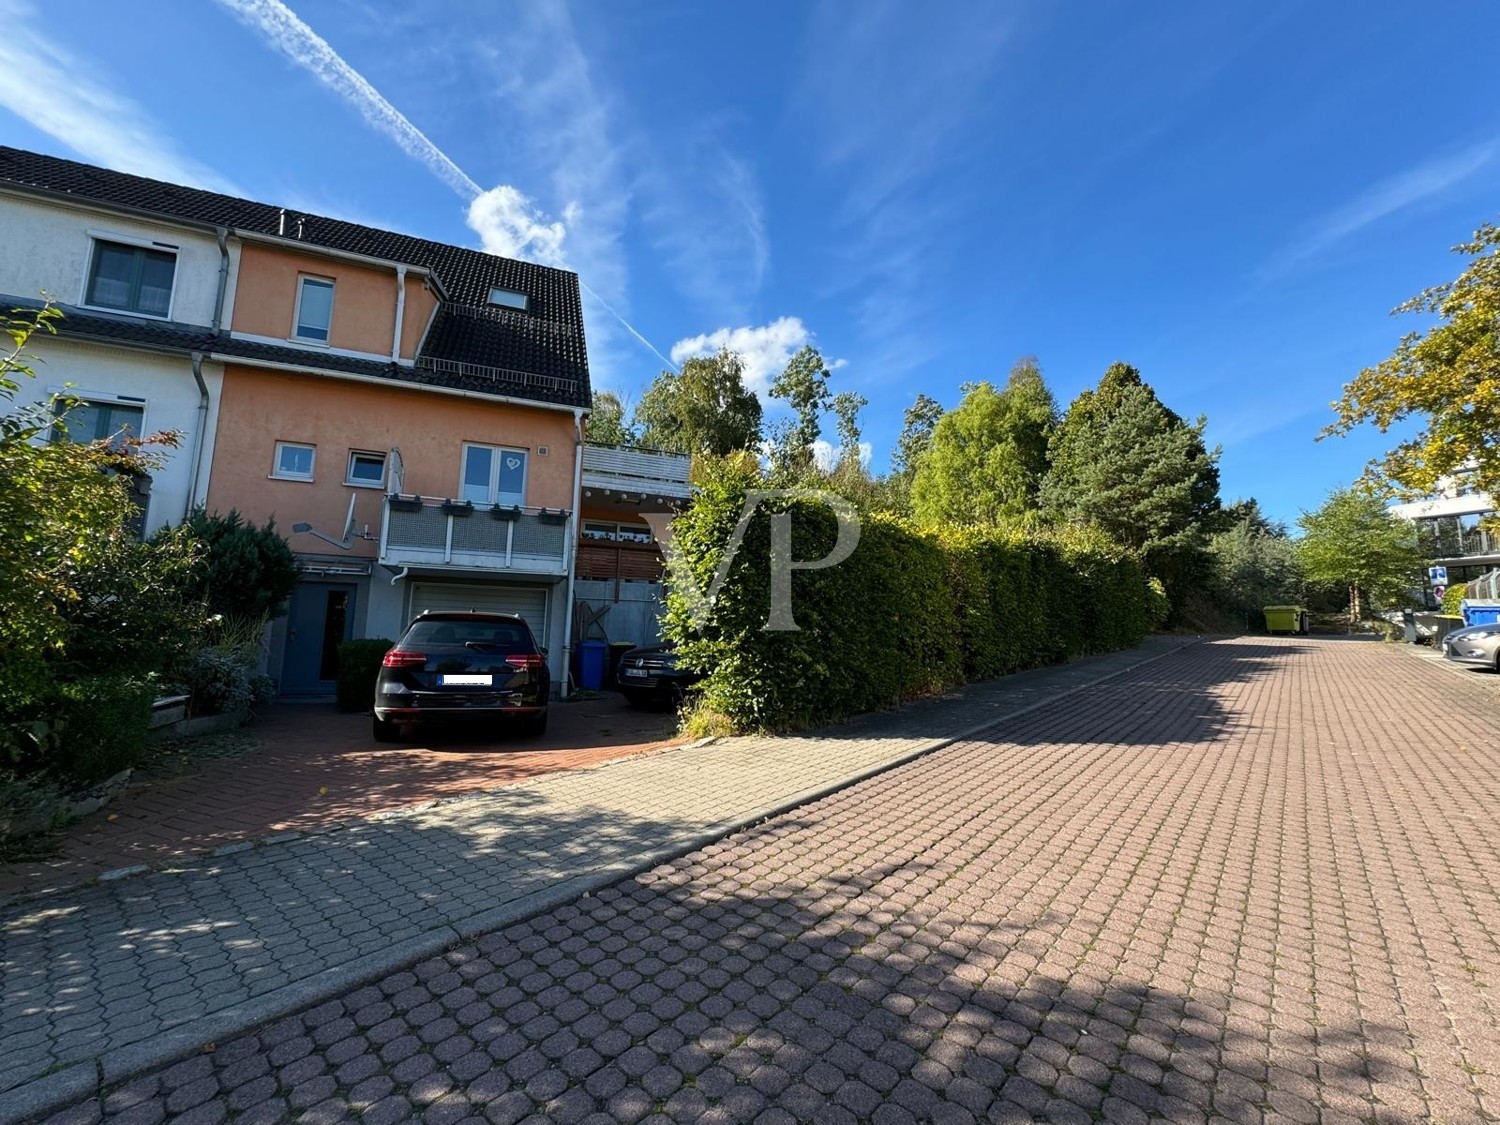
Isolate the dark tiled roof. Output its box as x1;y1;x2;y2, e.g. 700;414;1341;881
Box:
1;295;586;407
0;147;590;407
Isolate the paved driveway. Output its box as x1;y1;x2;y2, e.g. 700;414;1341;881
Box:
24;638;1500;1122
0;696;679;898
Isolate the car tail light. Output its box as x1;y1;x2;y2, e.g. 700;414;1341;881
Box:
504;653;546;671
382;650;427;668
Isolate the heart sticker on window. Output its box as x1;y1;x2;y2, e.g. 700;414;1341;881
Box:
505;457;521;471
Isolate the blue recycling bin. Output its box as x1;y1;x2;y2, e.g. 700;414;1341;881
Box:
578;640;608;691
1462;602;1500;627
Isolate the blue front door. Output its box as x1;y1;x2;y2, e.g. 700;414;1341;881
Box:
282;582;356;695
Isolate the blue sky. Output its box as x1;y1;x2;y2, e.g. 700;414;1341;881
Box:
2;0;1497;526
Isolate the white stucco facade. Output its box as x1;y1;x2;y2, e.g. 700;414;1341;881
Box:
0;191;223;325
12;336;225;535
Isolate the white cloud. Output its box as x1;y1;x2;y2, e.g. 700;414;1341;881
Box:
670;316;822;394
467;187;571;268
213;0;480;198
0;3;232;190
1264;137;1500;275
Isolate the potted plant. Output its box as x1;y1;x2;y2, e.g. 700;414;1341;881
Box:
490;504;522;521
441;499;475;517
387;494;423;513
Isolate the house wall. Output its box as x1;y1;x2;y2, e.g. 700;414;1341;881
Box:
402;275;439;359
14;336;223;534
0;192;223;325
230;242;403;357
205;364;580;559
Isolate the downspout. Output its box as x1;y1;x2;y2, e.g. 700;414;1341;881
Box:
183;353;210;520
184;227;229;521
391;265;407;360
560;407;586;700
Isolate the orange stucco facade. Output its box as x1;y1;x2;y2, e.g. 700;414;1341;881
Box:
206;365;579;559
231;242;437;359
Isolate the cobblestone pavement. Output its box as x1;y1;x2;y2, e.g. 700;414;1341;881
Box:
19;635;1500;1124
0;638;1190;1118
0;698;680;899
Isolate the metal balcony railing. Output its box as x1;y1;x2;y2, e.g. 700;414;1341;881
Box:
581;443;691;498
380;496;570;574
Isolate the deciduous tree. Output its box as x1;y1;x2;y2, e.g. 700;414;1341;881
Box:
1296;486;1422;622
633;349;762;456
911;359;1057;528
767;346;831;474
587;390;635;447
1325;222;1500;505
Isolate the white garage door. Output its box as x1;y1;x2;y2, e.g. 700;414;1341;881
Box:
408;582;549;640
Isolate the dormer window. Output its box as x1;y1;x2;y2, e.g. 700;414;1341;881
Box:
488;287;529;311
294;276;335;343
85;239;176;318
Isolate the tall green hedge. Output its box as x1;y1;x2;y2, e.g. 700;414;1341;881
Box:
664;458;1151;732
336;639;395;713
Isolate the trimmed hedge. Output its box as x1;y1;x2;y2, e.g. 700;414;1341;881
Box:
664;458;1151;732
336;639;395;713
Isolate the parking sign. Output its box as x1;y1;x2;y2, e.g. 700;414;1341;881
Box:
1429;565;1448;584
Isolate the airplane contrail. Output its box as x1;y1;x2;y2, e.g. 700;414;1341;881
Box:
214;0;675;371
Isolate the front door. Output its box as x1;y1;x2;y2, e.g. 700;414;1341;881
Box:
282;582;356;695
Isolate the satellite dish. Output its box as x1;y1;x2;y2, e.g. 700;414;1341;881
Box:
342;492;357;541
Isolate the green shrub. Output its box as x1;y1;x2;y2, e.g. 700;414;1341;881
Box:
664;457;1150;733
337;639;395;713
172;508;300;620
176;644;273;718
52;675;153;784
1442;582;1468;616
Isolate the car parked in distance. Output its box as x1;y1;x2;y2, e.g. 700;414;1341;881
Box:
616;645;702;709
1441;622;1500;671
373;611;549;741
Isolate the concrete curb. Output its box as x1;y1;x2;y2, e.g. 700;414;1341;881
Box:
0;636;1200;1124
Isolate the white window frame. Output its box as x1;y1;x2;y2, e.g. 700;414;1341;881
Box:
292;275;336;345
487;287;529;311
345;450;387;489
460;443;528;507
79;232;179;321
50;391;147;446
271;441;317;482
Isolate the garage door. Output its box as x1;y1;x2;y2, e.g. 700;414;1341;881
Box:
408;582;549;639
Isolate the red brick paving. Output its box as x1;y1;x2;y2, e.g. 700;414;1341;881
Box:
0;697;679;898
35;637;1500;1123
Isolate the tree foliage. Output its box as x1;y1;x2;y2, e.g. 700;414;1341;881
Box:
829;391;867;471
1296;486;1423;621
633;349;762;456
1207;513;1304;627
1325;222;1500;504
911;359;1057;529
1041;362;1220;577
174;508;300;621
586;390;635;447
891;393;944;478
767;345;832;474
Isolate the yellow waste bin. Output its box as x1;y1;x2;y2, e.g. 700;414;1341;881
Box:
1264;606;1307;635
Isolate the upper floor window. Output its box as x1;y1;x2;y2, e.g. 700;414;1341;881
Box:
52;397;144;446
272;441;316;481
487;287;529;312
346;450;386;488
86;240;176;318
461;444;527;507
294;277;335;343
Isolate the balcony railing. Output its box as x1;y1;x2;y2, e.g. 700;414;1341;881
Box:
380;497;569;574
581;444;691;499
576;544;666;584
1419;525;1499;562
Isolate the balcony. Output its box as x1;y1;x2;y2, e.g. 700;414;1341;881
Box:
380;497;569;575
1417;520;1500;564
581;444;691;501
576;544;666;584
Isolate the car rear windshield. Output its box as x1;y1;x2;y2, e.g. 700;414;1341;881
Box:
405;619;534;651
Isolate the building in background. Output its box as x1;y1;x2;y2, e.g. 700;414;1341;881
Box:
1389;470;1498;608
0;147;591;697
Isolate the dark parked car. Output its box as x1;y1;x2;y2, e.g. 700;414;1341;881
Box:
373;611;549;741
616;645;703;708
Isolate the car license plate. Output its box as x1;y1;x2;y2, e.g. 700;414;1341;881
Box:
623;668;648;678
441;674;493;686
